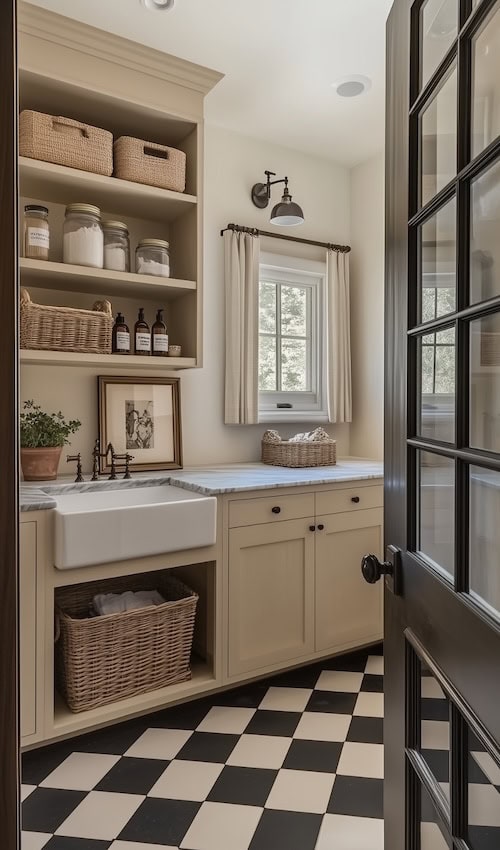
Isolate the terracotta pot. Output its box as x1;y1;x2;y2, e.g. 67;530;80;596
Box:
20;446;63;481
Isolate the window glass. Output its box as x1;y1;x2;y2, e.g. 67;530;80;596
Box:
470;159;500;304
470;311;500;453
470;466;500;620
418;328;456;443
420;0;458;90
419;451;455;578
472;3;500;158
420;66;457;207
420;198;456;323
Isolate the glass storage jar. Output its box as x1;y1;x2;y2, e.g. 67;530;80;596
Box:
63;203;104;268
23;205;50;261
136;239;170;277
102;220;130;273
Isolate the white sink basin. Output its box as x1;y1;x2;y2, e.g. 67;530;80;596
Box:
52;484;217;570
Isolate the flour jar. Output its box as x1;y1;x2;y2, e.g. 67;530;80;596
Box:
63;204;104;268
102;220;130;273
136;239;170;277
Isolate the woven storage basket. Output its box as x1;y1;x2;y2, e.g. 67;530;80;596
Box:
114;136;186;192
262;436;337;468
55;574;198;713
19;110;113;176
20;288;113;354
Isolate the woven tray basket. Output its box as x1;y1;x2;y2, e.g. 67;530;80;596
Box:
114;136;186;192
20;288;113;354
55;574;199;713
262;437;337;468
19;110;113;176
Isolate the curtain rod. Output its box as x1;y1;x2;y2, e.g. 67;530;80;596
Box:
220;222;351;254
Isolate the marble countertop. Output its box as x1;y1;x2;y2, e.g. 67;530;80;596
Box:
20;458;384;511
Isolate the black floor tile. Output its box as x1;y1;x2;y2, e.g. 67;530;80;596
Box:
118;797;200;846
347;716;384;744
211;681;270;708
328;775;384;819
71;716;149;755
22;741;76;786
249;809;322;850
322;650;370;672
269;666;321;689
421;697;449;722
44;838;111;849
175;731;239;763
22;788;87;834
468;753;491;784
245;710;301;737
207;765;278;806
305;690;357;715
283;740;342;774
422;749;449;783
145;697;213;730
468;826;500;850
95;756;169;794
361;674;384;693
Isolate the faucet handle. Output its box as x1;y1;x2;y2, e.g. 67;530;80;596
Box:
123;453;134;480
67;453;84;483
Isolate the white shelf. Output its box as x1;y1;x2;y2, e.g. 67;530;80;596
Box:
21;349;196;370
19;157;197;222
20;258;196;301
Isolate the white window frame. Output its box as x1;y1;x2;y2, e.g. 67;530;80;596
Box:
259;252;328;423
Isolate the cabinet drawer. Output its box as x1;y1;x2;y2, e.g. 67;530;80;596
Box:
229;492;315;528
316;485;383;516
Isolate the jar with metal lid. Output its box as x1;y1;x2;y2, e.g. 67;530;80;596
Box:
102;220;130;273
24;205;50;261
63;203;103;268
136;239;170;278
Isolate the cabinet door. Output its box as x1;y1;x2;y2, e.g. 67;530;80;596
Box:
20;522;37;739
315;508;383;653
228;518;315;677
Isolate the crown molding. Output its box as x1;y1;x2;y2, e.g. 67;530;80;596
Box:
18;2;224;97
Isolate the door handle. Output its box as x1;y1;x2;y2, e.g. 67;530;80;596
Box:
361;545;402;595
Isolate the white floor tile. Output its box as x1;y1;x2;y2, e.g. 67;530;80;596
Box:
125;728;192;760
469;784;500;827
420;822;449;850
56;791;144;841
21;833;51;850
259;687;312;713
265;768;335;814
180;801;262;850
316;813;384;850
40;751;120;791
149;759;223;801
354;692;384;718
336;742;384;779
21;785;37;802
111;843;179;850
472;751;500;786
227;734;291;769
421;677;446;700
365;656;384;675
197;706;255;735
316;671;363;693
421;720;449;751
294;712;351;742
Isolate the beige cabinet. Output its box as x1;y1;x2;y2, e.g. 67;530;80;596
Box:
315;508;384;652
228;518;315;676
20;522;37;739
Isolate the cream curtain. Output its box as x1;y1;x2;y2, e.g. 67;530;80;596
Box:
326;249;352;423
224;229;260;424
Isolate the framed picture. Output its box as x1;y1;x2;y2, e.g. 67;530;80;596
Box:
98;376;182;473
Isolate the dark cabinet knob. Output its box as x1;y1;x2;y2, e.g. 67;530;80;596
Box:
271;506;281;514
361;553;393;584
309;525;316;532
351;496;360;503
317;524;325;530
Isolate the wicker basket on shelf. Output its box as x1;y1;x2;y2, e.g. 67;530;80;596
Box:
261;428;337;468
55;573;199;713
20;288;113;354
114;136;186;192
19;110;113;176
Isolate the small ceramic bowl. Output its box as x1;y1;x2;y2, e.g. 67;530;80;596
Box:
168;345;182;357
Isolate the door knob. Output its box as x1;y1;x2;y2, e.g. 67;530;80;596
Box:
361;553;394;584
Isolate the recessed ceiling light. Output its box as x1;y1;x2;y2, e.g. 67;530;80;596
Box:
332;75;372;98
140;0;175;11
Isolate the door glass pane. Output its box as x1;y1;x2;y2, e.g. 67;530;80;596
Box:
420;0;458;89
471;158;500;303
472;3;500;158
419;452;455;577
420;663;451;801
467;724;500;849
470;311;500;452
420;198;457;322
421;66;458;207
419;328;456;443
420;781;452;848
470;466;500;619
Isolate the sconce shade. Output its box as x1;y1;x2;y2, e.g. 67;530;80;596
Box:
270;195;305;227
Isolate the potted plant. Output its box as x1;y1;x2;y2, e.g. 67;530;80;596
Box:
20;400;81;481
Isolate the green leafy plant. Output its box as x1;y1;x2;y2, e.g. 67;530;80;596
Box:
20;400;81;449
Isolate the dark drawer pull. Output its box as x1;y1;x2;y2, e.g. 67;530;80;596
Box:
271;506;281;514
351;496;360;503
317;524;325;531
309;525;316;532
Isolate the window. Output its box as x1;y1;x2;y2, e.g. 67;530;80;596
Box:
258;253;327;421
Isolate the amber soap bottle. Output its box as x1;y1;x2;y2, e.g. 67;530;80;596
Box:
152;309;169;357
112;312;130;354
134;308;151;355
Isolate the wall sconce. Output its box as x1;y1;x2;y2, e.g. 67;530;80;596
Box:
251;170;305;226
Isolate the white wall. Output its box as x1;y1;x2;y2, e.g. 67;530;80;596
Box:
349;153;385;459
21;124;352;470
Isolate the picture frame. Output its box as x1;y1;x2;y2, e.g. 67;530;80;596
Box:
98;376;182;473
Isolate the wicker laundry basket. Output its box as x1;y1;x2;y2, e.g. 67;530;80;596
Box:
55;574;199;712
114;136;186;192
20;288;113;354
262;430;337;468
19;110;113;176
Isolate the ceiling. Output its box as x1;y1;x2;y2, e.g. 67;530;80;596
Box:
29;0;393;167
